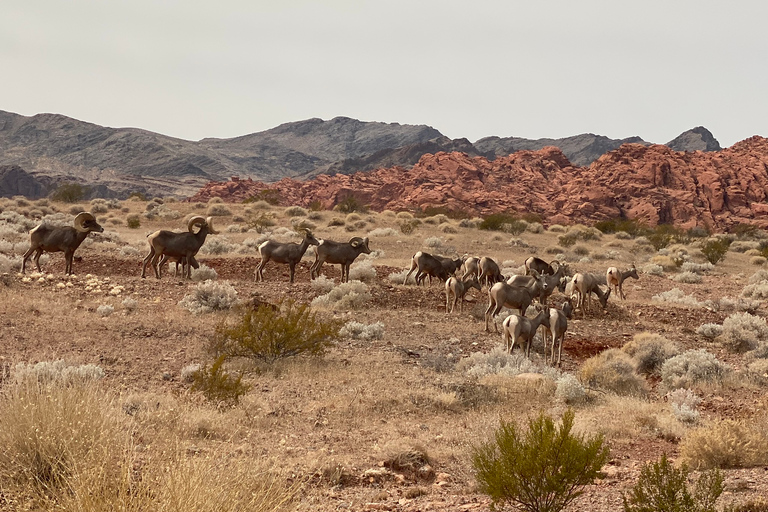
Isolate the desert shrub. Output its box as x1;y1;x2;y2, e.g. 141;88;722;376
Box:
311;280;371;310
334;196;368;214
388;268;416;285
459;217;481;228
199;237;236;255
122;298;138;311
701;237;731;264
729;240;760;253
681;261;714;274
472;409;609;512
284;205;307;217
339;320;385;340
679;419;768;469
191;355;249;405
12;360;104;386
547;224;566;233
90;200;108;214
438;222;458;234
126;214;141;229
714;296;761;314
697;323;723;340
479;212;519;232
206;204;232;216
178;280;240;314
668;388;702;424
724;500;768;512
424;236;443;249
327;217;346;227
660;350;729;389
672;271;702;284
651;254;679;271
180;363;201;383
555;374;587;405
209;301;341;363
558;225;602;248
191;264;218;282
50;182;88;203
647;224;686;251
244;189;282;206
579;349;648;396
652;288;704;307
622;454;723;512
96;304;114;317
572;244;591;256
720;312;768;352
368;227;399;237
399;219;420;234
621;332;679;376
526;222;544;234
741;282;768;299
594;218;649;237
751;256;767;266
310;274;336;293
348;260;377;282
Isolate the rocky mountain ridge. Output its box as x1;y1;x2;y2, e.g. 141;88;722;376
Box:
0;109;722;198
189;136;768;231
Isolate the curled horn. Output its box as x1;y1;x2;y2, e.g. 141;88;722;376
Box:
348;236;364;247
206;216;218;235
187;216;207;233
74;212;96;233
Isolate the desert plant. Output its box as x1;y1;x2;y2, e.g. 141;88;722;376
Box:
652;288;704;307
191;355;249;405
696;323;723;340
555;374;587;405
245;189;282;205
660;350;729;389
668;388;702;424
348;260;377;282
399;219;419;235
311;280;371;310
579;349;648;396
50;182;88;203
178;280;240;315
701;237;732;265
126;214;141;229
621;332;679;376
96;304;114;317
208;301;342;363
673;271;703;284
335;196;368;214
622;454;723;512
720;312;768;352
479;212;519;232
472;409;609;512
339;320;385;340
191;264;219;282
679;419;768;469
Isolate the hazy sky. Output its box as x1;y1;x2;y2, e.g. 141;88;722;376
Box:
2;1;766;147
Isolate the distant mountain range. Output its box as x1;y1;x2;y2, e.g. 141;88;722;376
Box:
0;109;722;198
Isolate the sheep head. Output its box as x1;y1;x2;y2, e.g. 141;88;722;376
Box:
187;216;218;234
74;212;104;233
349;236;371;254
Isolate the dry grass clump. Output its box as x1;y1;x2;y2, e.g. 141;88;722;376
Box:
284;205;307;217
672;271;703;283
720;312;768;352
457;345;540;378
574;395;685;442
339;320;385;340
681;261;714;274
578;349;648;396
310;280;371;310
679;418;768;469
327;217;345;227
178;280;240;314
438;222;458;234
667;388;702;424
660;349;730;390
650;254;679;271
368;227;399;237
555;373;587;405
547;224;566;233
207;204;233;216
12;360;105;386
621;332;679;376
750;256;767;265
652;288;704;307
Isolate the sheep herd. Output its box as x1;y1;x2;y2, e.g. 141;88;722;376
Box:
20;211;640;367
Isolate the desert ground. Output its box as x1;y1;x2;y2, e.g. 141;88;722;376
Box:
1;196;768;511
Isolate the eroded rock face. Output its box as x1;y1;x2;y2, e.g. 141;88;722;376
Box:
188;136;768;231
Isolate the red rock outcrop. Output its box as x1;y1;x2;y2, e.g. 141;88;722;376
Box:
188;136;768;231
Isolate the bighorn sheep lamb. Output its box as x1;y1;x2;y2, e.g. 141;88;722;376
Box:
541;300;573;366
606;264;639;300
524;256;561;276
484;283;535;333
310;236;371;283
461;256;480;280
478;256;504;287
141;216;218;279
501;306;550;357
156;254;199;278
444;275;481;313
572;272;612;317
22;212;104;275
255;230;320;283
403;251;450;286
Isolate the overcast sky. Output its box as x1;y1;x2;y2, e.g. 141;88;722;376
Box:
2;1;766;148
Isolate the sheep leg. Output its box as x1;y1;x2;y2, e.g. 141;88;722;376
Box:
289;262;296;284
311;259;325;280
64;249;74;275
21;246;37;274
141;249;156;278
150;253;163;279
255;257;269;282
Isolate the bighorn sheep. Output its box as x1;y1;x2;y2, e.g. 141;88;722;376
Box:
403;251;449;286
478;256;504;287
506;271;549;304
484;283;535;333
461;256;480;280
606;264;639;300
141;216;218;279
572;272;612;317
156;254;199;278
541;300;573;366
310;236;371;283
524;256;561;276
255;230;320;283
436;255;465;277
501;306;550;357
22;212;104;275
445;275;482;313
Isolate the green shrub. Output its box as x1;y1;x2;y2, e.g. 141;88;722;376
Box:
623;454;723;512
191;355;249;405
472;409;609;512
701;238;731;265
647;225;686;251
208;301;341;364
126;214;141;229
246;212;276;233
399;219;419;235
244;189;282;206
335;196;368;214
594;218;649;237
479;212;518;232
50;182;89;203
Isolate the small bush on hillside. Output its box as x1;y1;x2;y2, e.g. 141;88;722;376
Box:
751;256;767;266
621;332;679;376
244;189;282;205
579;349;648;396
368;227;399;237
720;312;768;352
339;320;385;340
472;409;609;512
208;301;341;363
388;268;417;285
200;237;235;255
457;345;539;378
335;196;368;214
399;219;419;234
311;281;371;310
594;218;649;237
97;304;115;317
660;350;729;389
701;237;732;264
652;288;704;307
126;214;141;229
673;271;703;284
679;419;768;469
206;204;232;217
697;323;723;340
310;274;336;293
191;264;218;282
681;261;714;274
178;280;240;315
50;182;88;203
191;355;249;405
622;454;723;512
555;374;588;405
668;388;702;424
478;212;519;232
284;205;308;217
12;360;104;386
348;260;377;282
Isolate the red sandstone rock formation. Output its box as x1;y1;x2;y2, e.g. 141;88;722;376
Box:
188;136;768;231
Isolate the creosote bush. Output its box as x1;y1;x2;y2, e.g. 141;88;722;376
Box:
208;301;342;363
623;454;723;512
191;355;249;405
701;237;732;265
472;409;609;512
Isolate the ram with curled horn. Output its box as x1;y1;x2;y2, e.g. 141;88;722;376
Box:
141;215;218;279
22;211;104;275
254;228;320;284
310;236;371;283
